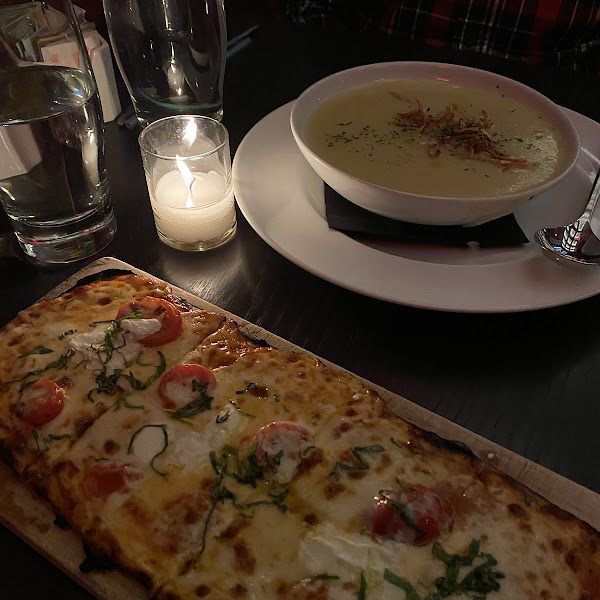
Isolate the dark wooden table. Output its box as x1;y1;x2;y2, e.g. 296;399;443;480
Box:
1;13;600;599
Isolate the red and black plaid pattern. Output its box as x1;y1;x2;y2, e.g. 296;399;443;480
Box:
286;0;600;72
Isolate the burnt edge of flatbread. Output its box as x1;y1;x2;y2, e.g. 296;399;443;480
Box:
61;269;134;293
237;329;272;348
412;425;478;460
79;544;117;573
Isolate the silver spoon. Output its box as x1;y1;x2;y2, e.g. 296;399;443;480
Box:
534;169;600;265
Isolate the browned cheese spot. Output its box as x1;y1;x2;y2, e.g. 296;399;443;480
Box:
122;496;153;526
519;522;533;533
248;386;268;398
233;539;256;574
552;539;564;552
55;376;72;389
296;448;324;478
230;583;248;597
103;439;120;455
217;518;250;541
324;481;345;499
74;417;95;438
303;513;319;526
277;581;291;596
375;452;392;473
565;551;577;570
195;585;211;597
8;335;22;347
97;296;112;306
508;503;530;520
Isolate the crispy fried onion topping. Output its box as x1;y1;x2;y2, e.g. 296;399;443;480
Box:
391;92;530;171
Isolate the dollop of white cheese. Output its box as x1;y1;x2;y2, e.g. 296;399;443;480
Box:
69;319;161;371
300;522;418;599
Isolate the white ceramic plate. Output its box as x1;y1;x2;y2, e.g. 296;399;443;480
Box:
233;101;600;313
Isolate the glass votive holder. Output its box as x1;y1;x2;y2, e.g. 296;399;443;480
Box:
138;115;236;251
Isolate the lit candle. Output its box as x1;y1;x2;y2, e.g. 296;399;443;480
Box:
150;161;235;243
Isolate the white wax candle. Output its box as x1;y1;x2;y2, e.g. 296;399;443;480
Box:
151;168;235;243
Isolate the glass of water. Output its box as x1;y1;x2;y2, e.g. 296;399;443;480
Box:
0;0;116;263
103;0;227;127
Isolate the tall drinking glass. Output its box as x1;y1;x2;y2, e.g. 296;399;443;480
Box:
0;0;116;263
103;0;227;127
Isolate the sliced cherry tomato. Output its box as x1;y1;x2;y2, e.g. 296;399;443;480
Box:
364;483;454;546
80;462;141;501
158;364;217;410
250;421;314;484
116;296;182;347
17;379;65;427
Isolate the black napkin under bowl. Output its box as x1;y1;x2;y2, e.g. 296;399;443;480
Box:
324;184;529;248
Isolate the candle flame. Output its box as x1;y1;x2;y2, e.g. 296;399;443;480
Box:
176;155;196;208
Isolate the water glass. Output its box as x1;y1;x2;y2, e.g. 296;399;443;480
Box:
103;0;227;127
0;0;115;263
139;115;236;251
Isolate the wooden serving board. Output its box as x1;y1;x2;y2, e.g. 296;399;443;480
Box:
1;256;599;600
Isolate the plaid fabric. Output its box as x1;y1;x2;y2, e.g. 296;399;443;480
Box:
285;0;600;72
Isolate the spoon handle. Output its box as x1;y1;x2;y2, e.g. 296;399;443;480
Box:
582;168;600;222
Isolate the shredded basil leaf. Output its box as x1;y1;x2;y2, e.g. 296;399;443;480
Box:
215;411;230;424
308;574;339;585
128;424;169;477
383;570;420;600
3;348;75;387
18;347;53;359
379;487;423;536
329;445;385;479
32;431;78;452
58;330;76;340
171;380;213;419
113;396;145;411
121;351;166;390
383;540;504;600
195;443;290;564
358;572;367;600
235;382;257;394
229;400;256;418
